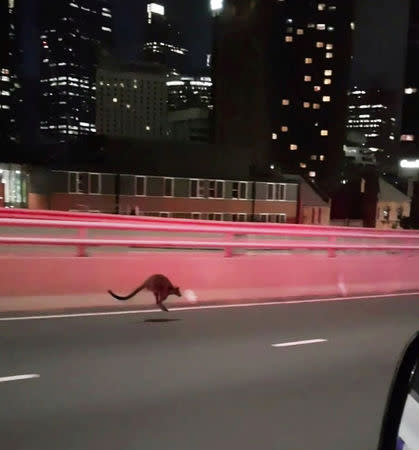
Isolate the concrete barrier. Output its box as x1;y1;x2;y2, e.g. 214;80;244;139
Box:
0;252;418;313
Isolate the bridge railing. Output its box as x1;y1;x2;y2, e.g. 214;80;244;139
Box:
2;207;419;235
1;212;419;258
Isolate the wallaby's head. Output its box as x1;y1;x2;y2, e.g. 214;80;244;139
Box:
172;286;181;297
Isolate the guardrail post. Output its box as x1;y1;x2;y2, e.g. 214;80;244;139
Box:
77;228;88;257
328;236;336;258
224;233;234;257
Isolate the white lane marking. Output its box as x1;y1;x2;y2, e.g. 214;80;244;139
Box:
0;374;40;383
0;291;418;322
272;339;327;348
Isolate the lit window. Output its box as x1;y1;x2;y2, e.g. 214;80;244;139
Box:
324;69;333;76
282;99;290;105
146;125;151;131
405;87;418;95
326;43;333;50
318;3;326;10
303;102;310;108
316;42;324;48
297;29;304;35
305;58;313;64
281;126;288;132
307;23;315;29
101;26;112;32
320;155;325;161
300;163;307;169
290;144;298;150
112;97;117;103
314;86;321;92
324;78;332;85
309;171;316;178
327;26;334;31
311;155;317;160
321;130;328;136
317;24;326;30
313;103;320;109
304;75;312;82
126;104;131;109
326;52;333;59
272;133;278;140
322;96;331;102
285;36;293;42
401;134;415;142
351;22;355;30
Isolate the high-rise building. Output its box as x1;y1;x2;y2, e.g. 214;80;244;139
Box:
212;0;354;190
167;76;213;111
401;1;419;154
0;0;19;143
346;87;398;162
96;63;168;140
142;3;188;74
40;0;113;143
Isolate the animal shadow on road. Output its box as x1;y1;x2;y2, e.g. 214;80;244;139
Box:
143;318;182;324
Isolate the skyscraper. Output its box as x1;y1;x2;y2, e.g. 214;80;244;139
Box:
40;0;113;143
400;0;419;157
213;0;354;190
96;62;168;140
167;76;213;111
346;87;397;162
0;0;19;144
142;3;188;74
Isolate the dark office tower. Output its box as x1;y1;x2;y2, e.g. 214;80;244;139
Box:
400;1;419;157
213;0;354;190
142;3;188;74
40;0;113;143
346;87;398;162
0;0;19;144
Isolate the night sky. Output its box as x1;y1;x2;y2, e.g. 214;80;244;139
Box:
19;0;409;88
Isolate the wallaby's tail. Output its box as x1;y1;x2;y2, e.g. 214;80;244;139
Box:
108;284;145;301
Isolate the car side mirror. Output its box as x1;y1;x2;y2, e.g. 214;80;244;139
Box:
378;332;419;450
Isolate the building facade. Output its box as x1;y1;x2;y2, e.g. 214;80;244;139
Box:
212;0;354;190
0;0;19;144
376;178;411;229
142;3;188;74
23;168;329;225
346;87;397;164
96;63;168;139
40;0;113;143
168;108;210;143
167;76;213;111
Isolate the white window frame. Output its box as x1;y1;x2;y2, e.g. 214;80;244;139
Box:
267;183;275;200
232;181;248;200
135;176;146;196
88;173;101;195
209;180;225;199
190;179;205;198
69;172;82;194
277;184;287;201
164;177;174;197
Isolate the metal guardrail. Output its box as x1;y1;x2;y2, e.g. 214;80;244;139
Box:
3;207;419;235
1;211;419;258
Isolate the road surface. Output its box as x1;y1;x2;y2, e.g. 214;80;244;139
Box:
1;294;419;450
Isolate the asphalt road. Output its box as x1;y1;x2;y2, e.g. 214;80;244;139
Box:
1;295;419;450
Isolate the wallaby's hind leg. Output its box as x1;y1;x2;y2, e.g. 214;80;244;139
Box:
155;292;169;312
